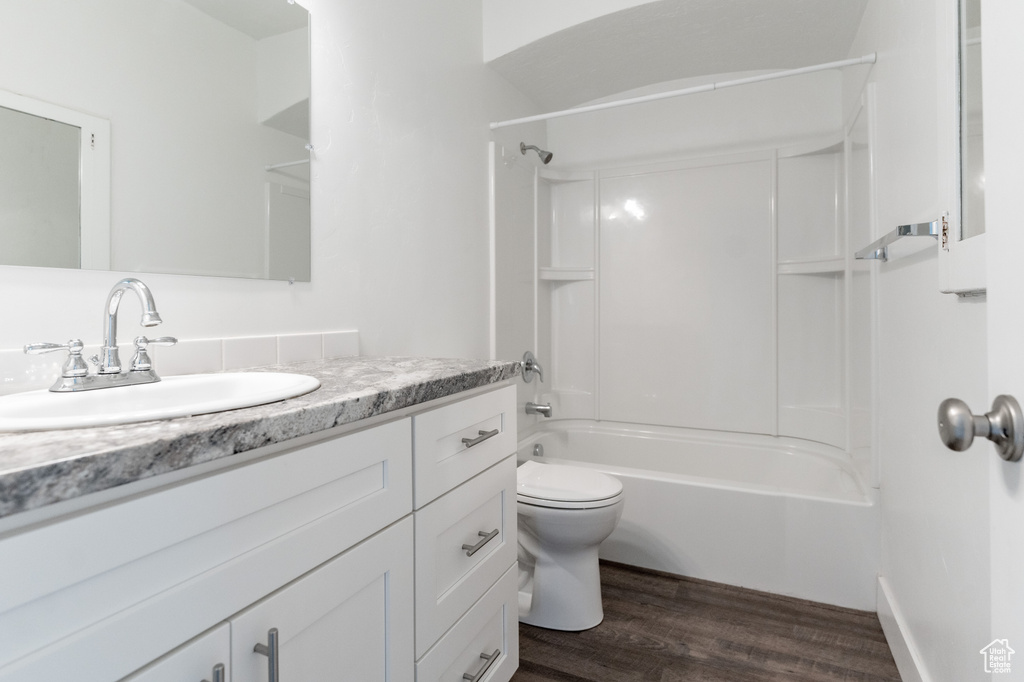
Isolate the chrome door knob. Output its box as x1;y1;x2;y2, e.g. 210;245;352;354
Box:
937;395;1024;462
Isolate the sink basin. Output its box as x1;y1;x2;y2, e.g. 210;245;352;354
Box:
0;372;321;432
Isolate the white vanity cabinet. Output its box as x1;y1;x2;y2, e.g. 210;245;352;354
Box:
228;518;414;682
412;386;519;682
0;382;518;682
122;624;230;682
124;520;414;682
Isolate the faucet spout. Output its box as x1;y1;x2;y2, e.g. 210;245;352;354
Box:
100;278;162;374
525;401;553;418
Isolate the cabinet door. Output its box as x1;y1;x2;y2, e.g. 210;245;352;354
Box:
231;517;414;682
120;623;229;682
414;456;516;657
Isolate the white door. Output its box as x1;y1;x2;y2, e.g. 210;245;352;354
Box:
230;518;414;682
984;0;1024;671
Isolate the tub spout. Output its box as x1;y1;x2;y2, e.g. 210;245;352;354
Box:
526;402;553;418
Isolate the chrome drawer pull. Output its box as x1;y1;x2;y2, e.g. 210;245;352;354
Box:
463;649;501;681
202;663;226;682
462;428;499;448
253;628;280;682
462;529;499;557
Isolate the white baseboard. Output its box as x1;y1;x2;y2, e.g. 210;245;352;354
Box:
876;576;930;682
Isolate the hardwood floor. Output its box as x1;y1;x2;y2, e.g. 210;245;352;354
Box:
513;562;901;682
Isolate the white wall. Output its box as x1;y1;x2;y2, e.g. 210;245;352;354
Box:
482;0;655;62
547;70;842;167
848;1;990;680
0;0;538;372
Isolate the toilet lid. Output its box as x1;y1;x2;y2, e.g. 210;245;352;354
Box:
517;460;623;505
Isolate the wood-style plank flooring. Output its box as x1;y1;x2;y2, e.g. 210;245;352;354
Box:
513;562;901;682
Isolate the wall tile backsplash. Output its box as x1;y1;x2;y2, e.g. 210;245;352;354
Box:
0;330;359;395
277;333;324;365
222;336;278;371
156;339;224;377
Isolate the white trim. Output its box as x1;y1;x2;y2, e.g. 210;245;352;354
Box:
0;89;110;270
770;148;779;437
488;142;498;360
939;230;987;294
876;576;931;682
490;54;877;129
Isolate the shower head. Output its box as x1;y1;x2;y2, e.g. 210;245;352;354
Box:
520;142;554;165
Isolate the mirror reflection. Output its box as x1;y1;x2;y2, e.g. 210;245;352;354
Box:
0;106;81;269
960;0;984;239
0;0;311;281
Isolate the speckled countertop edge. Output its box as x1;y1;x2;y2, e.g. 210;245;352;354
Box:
0;356;521;519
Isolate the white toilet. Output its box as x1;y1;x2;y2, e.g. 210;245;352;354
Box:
516;460;624;631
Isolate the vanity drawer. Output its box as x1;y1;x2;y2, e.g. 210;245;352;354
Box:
0;419;412;681
414;456;517;658
416;564;519;682
413;385;516;508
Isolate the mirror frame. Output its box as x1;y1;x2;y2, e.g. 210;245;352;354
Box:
939;0;986;295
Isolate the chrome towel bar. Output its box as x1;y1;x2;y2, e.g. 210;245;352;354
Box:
854;218;943;262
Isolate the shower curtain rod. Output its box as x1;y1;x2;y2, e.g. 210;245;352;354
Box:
489;53;877;130
265;158;310;172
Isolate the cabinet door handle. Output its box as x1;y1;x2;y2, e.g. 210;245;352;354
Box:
462;529;499;556
462;428;499;448
201;663;225;682
463;649;501;681
253;628;280;682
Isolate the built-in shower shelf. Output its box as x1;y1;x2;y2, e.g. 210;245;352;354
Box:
777;257;845;275
538;168;593;183
539;267;595;281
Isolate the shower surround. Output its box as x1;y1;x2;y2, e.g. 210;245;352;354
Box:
494;68;877;608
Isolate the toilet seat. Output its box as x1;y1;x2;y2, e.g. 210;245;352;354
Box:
517;460;623;509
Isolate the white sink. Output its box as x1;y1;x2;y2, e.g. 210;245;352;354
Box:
0;372;321;432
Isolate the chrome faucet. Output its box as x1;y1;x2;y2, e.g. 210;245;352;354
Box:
526;402;553;418
99;278;164;374
24;278;177;392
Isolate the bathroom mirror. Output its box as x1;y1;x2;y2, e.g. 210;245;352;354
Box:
959;0;984;239
940;0;985;294
0;0;310;282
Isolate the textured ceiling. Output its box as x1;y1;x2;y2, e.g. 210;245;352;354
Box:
487;0;869;111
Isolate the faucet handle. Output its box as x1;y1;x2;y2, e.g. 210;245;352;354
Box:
137;336;178;348
24;339;89;378
131;336;177;372
521;351;544;383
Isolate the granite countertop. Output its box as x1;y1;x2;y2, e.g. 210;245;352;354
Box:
0;356;521;520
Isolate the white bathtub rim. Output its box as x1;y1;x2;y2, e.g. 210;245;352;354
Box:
517;419;872;506
526;454;873;507
521;419;853;464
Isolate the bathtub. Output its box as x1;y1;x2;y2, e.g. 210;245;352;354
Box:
516;420;878;610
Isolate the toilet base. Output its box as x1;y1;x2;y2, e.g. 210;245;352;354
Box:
517;544;605;631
